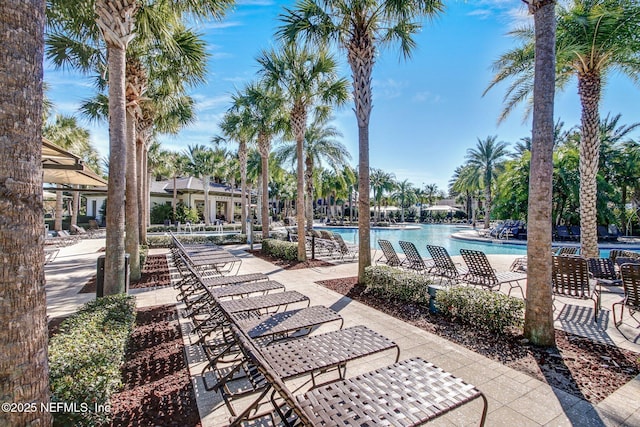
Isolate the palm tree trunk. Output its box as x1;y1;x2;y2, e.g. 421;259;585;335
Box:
103;43;128;295
71;187;79;227
0;2;52;424
239;141;248;234
55;191;63;231
524;0;556;347
258;137;270;239
349;35;375;280
136;139;146;244
292;105;307;261
97;0;138;295
578;71;602;258
125;110;140;281
203;176;211;225
483;186;491;229
172;174;178;221
305;155;314;232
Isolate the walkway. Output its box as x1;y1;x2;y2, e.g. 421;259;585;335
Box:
45;238;640;426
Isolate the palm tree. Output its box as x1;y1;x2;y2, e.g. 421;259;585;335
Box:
46;0;233;293
611;140;640;234
450;165;482;224
184;145;217;224
275;114;352;231
485;0;640;258
233;82;285;238
370;169;396;223
465;136;509;229
258;43;349;260
218;98;257;235
391;180;416;222
522;0;557;347
1;1;52;424
279;0;445;279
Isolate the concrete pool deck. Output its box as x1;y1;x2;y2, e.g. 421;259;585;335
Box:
45;238;640;426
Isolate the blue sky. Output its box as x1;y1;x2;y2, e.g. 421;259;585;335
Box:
44;0;640;193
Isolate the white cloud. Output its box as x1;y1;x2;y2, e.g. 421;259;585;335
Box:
192;94;232;112
467;9;492;19
411;91;441;104
372;78;409;99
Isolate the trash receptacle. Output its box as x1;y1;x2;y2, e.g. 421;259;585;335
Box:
428;284;446;314
96;254;130;297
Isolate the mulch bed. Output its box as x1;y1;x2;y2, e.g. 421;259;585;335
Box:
49;255;199;426
316;276;640;404
79;254;171;293
109;304;201;427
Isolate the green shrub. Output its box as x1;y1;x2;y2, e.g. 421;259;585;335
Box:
49;295;136;425
146;233;247;248
436;286;524;334
139;244;148;267
149;201;200;224
261;238;297;261
363;265;431;303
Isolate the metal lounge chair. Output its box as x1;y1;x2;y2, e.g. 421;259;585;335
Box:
460;249;527;299
330;232;358;261
613;263;640;327
554;246;579;256
376;239;405;267
216;324;400;425
551;255;601;322
44;248;60;265
399;240;435;273
426;244;468;285
587;257;622;286
230;327;488;427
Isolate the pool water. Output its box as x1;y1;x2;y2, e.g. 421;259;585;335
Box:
324;224;528;256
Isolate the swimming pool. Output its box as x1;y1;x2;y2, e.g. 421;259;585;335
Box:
323;224;527;256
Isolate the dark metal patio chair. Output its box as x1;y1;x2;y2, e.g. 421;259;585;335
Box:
376;239;405;267
551;255;601;322
426;244;467;285
399;240;435;273
587;257;622;286
613;263;640;328
460;249;527;299
231;327;488;427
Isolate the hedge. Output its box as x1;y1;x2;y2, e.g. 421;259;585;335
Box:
261;238;298;261
436;286;524;334
363;265;432;304
48;294;136;425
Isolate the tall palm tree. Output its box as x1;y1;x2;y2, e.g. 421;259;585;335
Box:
233;82;285;238
275;114;351;231
184;145;217;224
1;1;52;425
47;0;233;293
369;169;396;223
450;164;482;224
218;98;256;234
258;43;349;260
485;0;640;258
522;0;557;347
391;180;416;222
279;0;445;279
465;136;509;229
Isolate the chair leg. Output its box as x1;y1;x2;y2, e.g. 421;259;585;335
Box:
612;301;623;327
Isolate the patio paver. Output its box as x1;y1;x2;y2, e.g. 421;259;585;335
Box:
44;238;640;426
